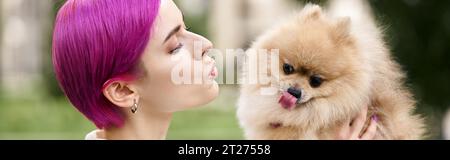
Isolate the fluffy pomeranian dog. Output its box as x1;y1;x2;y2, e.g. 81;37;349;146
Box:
237;1;425;139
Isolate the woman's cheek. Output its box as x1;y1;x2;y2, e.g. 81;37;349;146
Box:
140;49;218;112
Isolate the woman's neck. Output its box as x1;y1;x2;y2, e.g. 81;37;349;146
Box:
104;109;173;140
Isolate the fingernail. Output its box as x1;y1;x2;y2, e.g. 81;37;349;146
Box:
371;115;379;122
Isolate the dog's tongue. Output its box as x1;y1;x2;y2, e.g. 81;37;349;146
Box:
278;91;297;110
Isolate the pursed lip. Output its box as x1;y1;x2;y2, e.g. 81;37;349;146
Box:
208;60;218;79
209;66;218;79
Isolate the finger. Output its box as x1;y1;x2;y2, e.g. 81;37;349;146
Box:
360;115;378;140
335;119;352;140
350;107;368;138
336;123;349;140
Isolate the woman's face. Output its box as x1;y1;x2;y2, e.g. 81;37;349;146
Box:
135;0;219;112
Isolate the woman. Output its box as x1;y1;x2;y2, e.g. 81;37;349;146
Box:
52;0;377;140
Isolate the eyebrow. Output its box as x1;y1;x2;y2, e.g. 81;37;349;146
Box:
163;25;182;44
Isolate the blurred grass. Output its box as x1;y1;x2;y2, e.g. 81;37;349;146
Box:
0;98;94;139
168;86;243;140
0;85;243;140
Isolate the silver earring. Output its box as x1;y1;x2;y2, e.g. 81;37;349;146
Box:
131;99;138;114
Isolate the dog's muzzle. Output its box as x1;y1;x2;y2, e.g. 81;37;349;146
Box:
278;87;303;110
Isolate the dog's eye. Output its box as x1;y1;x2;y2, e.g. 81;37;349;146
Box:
283;63;295;75
309;75;323;88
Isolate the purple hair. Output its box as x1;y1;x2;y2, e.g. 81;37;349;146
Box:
52;0;160;128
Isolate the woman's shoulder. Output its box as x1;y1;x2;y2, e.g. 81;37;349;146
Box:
85;129;106;140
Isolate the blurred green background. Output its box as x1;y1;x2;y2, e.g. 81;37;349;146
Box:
0;0;449;139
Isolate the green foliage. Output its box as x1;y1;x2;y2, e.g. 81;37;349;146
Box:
369;1;450;110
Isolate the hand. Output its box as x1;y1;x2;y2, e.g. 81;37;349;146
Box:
335;106;378;140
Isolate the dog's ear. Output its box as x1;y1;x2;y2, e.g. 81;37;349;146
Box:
302;4;323;20
332;17;352;42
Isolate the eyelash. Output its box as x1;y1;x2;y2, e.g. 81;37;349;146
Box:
169;43;184;54
168;25;190;54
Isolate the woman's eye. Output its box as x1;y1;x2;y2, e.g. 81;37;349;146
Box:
309;75;323;88
283;63;295;75
169;43;184;54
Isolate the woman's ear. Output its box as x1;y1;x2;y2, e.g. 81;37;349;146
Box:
102;81;139;109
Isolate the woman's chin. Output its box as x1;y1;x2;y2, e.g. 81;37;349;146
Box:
200;80;219;102
197;81;220;107
209;81;219;97
177;81;220;111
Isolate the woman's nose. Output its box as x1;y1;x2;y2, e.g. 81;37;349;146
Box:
192;33;213;59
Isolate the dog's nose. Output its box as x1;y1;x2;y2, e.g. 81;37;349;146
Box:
287;87;302;99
